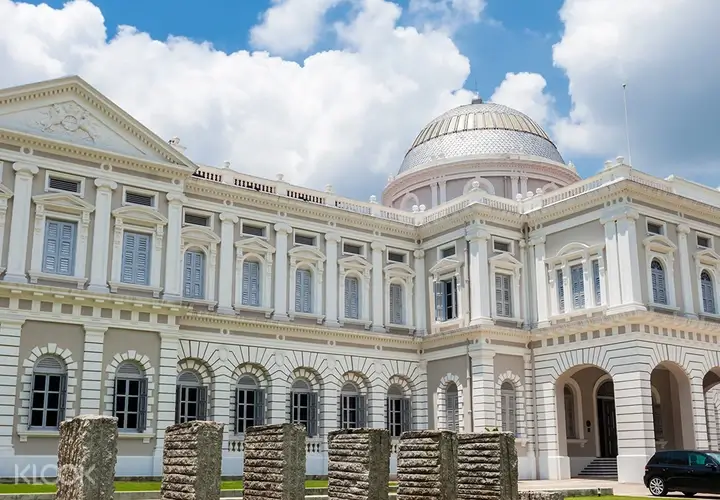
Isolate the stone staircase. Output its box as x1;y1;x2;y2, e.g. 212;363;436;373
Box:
577;457;618;479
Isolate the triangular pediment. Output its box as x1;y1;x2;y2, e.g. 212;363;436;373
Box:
182;225;220;244
489;252;522;267
338;254;371;270
288;245;326;262
643;234;676;252
0;183;13;199
235;236;275;254
384;262;415;277
33;192;94;213
112;205;168;225
0;76;196;170
695;248;720;264
429;256;462;275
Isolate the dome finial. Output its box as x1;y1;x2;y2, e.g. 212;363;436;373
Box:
471;95;483;105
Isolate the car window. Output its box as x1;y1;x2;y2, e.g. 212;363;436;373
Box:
689;453;708;467
667;451;689;466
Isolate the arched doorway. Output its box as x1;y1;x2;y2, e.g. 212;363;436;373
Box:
595;379;617;458
651;362;695;450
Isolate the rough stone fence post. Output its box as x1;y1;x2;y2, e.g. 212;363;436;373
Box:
327;428;391;500
243;423;307;500
160;420;224;500
56;414;118;500
396;430;457;500
457;432;518;500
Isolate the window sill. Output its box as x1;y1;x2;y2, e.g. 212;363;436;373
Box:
109;281;163;298
234;304;274;318
118;431;154;444
289;311;325;324
648;303;680;314
567;438;588;448
182;298;218;311
29;271;87;289
699;311;720;321
386;322;415;332
17;428;59;442
431;318;463;333
341;318;372;329
550;305;606;322
492;315;524;326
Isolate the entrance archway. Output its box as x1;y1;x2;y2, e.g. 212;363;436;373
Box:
595;378;617;458
651;362;694;450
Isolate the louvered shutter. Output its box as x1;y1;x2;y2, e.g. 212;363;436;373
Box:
175;386;181;424
58;375;68;424
502;275;511;317
43;220;59;273
138;378;148;432
338;394;343;428
254;389;265;426
242;261;251;305
591;260;601;305
450;277;458;318
308;392;318;436
301;270;312;313
556;269;565;313
434;281;445;321
705;278;716;314
401;398;411;433
135;233;151;285
652;261;667;304
248;262;260;306
508;392;516;435
121;232;136;283
294;270;302;312
571;265;585;309
198;386;208;420
357;395;367;428
192;252;204;298
345;277;359;319
390;283;403;324
234;387;241;432
57;222;75;275
183;252;193;297
495;274;503;316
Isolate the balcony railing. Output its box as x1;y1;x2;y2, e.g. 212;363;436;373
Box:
228;435;324;453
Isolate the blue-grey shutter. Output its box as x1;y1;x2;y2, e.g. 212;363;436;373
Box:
122;232;151;285
357;395;367;428
592;260;601;305
234;387;241;432
175;386;181;424
254;389;265;426
242;261;251;305
702;271;715;314
401;398;411;433
43;220;76;275
571;264;585;309
390;283;403;324
183;251;205;299
556;269;565;313
138;378;148;432
198;386;208;420
301;269;312;313
183;252;193;297
121;232;136;283
294;270;302;312
248;262;260;306
434;281;445;321
450;277;458;319
345;277;359;319
651;260;667;304
58;375;67;424
308;392;318;436
495;274;511;317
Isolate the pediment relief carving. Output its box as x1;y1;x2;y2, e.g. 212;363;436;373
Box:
384;262;415;277
338;254;371;270
235;236;275;255
33;192;95;214
288;245;326;262
643;234;676;253
695;248;720;267
182;225;220;245
429;256;462;276
0;183;13;199
112;205;168;226
489;252;522;267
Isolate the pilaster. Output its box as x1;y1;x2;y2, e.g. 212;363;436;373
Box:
520;176;528;197
324;233;341;327
602;216;622;309
217;213;238;314
413;250;427;335
88;179;117;293
152;332;180;474
510;176;519;199
469;348;496;430
614;369;655;483
371;241;386;332
163;193;186;301
532;237;549;327
677;224;697;317
79;326;107;414
212;366;232;448
690;374;709;449
272;223;292;321
0;318;23;454
5;162;39;283
536;380;569;480
706;390;719;451
614;210;646;312
438;179;447;204
466;226;492;325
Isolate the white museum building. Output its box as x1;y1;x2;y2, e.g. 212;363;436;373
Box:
0;76;719;484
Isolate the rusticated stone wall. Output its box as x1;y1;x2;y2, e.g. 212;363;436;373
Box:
328;428;391;500
243;423;306;500
457;432;518;500
160;421;224;500
396;430;457;500
56;414;118;500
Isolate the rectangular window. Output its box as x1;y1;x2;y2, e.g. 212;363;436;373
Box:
440;245;456;259
386;397;411;438
389;283;404;325
236;388;265;433
42;219;77;276
495;274;512;317
556;269;565;314
30;373;66;429
241;261;261;306
125;191;155;207
121;232;151;286
184;212;210;227
183;251;205;299
48;176;81;194
434;277;458;322
493;240;510;253
294;233;316;246
570;264;585;309
340;394;366;429
388;251;406;264
242;223;266;238
295;269;312;313
291;391;318;436
344;276;360;319
647;221;664;235
114;378;148;432
592;259;601;306
342;242;363;256
175;385;207;424
698;235;712;249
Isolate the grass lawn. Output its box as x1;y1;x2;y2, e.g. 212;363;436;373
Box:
567;497;645;500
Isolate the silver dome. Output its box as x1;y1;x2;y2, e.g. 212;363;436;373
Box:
398;101;565;175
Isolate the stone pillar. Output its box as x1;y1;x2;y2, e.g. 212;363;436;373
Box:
217;213;238;314
523;354;537;478
371;242;386;332
163;193;186;301
706;389;720;451
56;415;118;500
87;179;118;293
328;428;391;500
79;326;107;415
439;179;447;204
470;348;496;430
614;370;656;483
466;226;492;325
601;216;622;309
244;424;306;500
212;367;232;448
5;162;38;283
325;233;341;327
536;380;568;480
677;224;697;317
161;421;224;500
153;333;180;473
457;432;518;500
272;223;292;321
397;431;457;500
615;210;645;312
531;237;549;327
520;176;528;197
0;318;23;455
511;176;519;199
430;183;438;207
413;250;427;335
690;374;709;450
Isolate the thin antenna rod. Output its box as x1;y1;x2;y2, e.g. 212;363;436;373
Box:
622;83;632;166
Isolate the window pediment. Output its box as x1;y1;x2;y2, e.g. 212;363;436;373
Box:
384;262;415;278
643;234;676;254
33;192;94;215
429;257;462;277
489;252;522;269
182;225;220;245
112;205;168;227
695;248;720;267
339;254;371;271
547;242;603;266
288;245;326;264
0;183;13;200
235;236;275;255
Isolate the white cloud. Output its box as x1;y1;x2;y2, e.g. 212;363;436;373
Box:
490;72;553;126
551;0;720;176
408;0;486;32
0;0;474;198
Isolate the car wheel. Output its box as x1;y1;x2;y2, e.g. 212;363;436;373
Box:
682;493;696;497
648;477;668;497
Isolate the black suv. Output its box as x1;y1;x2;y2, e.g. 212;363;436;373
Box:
644;450;720;496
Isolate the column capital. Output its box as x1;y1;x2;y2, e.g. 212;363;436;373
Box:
166;192;188;205
325;232;341;243
12;162;39;176
466;226;489;242
529;235;546;246
274;222;292;234
371;241;386;252
220;212;239;224
94;178;118;191
677;223;691;235
0;318;26;330
84;325;108;336
468;347;495;361
616;208;639;222
413;249;425;259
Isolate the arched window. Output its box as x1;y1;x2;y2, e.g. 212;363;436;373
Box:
295;268;313;313
564;385;577;439
389;283;404;325
500;381;517;435
30;355;67;429
183;250;205;299
175;370;207;424
446;382;459;432
241;260;261;307
340;382;366;429
386;384;410;437
651;259;667;304
235;375;264;434
344;276;360;319
114;361;148;432
290;379;318;436
702;270;716;314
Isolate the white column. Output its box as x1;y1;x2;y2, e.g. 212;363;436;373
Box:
212;366;231;449
268;353;289;424
615;211;645;311
615;369;656;483
430;183;438;207
5;162;38;283
413;250;427;335
79;326;106;414
520;176;528;197
217;213;238;314
272;223;291;321
690;374;709;450
511;176;519;199
602;217;622;309
321;377;339;445
470;348;496;430
163;193;186;301
523;354;537;478
677;224;697;317
439;180;447;204
152;332;179;475
537;379;568;480
0;318;23;455
466;227;492;325
706;390;719;450
371;241;386;332
532;237;549;327
88;179;117;293
325;233;340;327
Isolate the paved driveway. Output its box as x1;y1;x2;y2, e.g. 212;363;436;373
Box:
519;478;720;498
